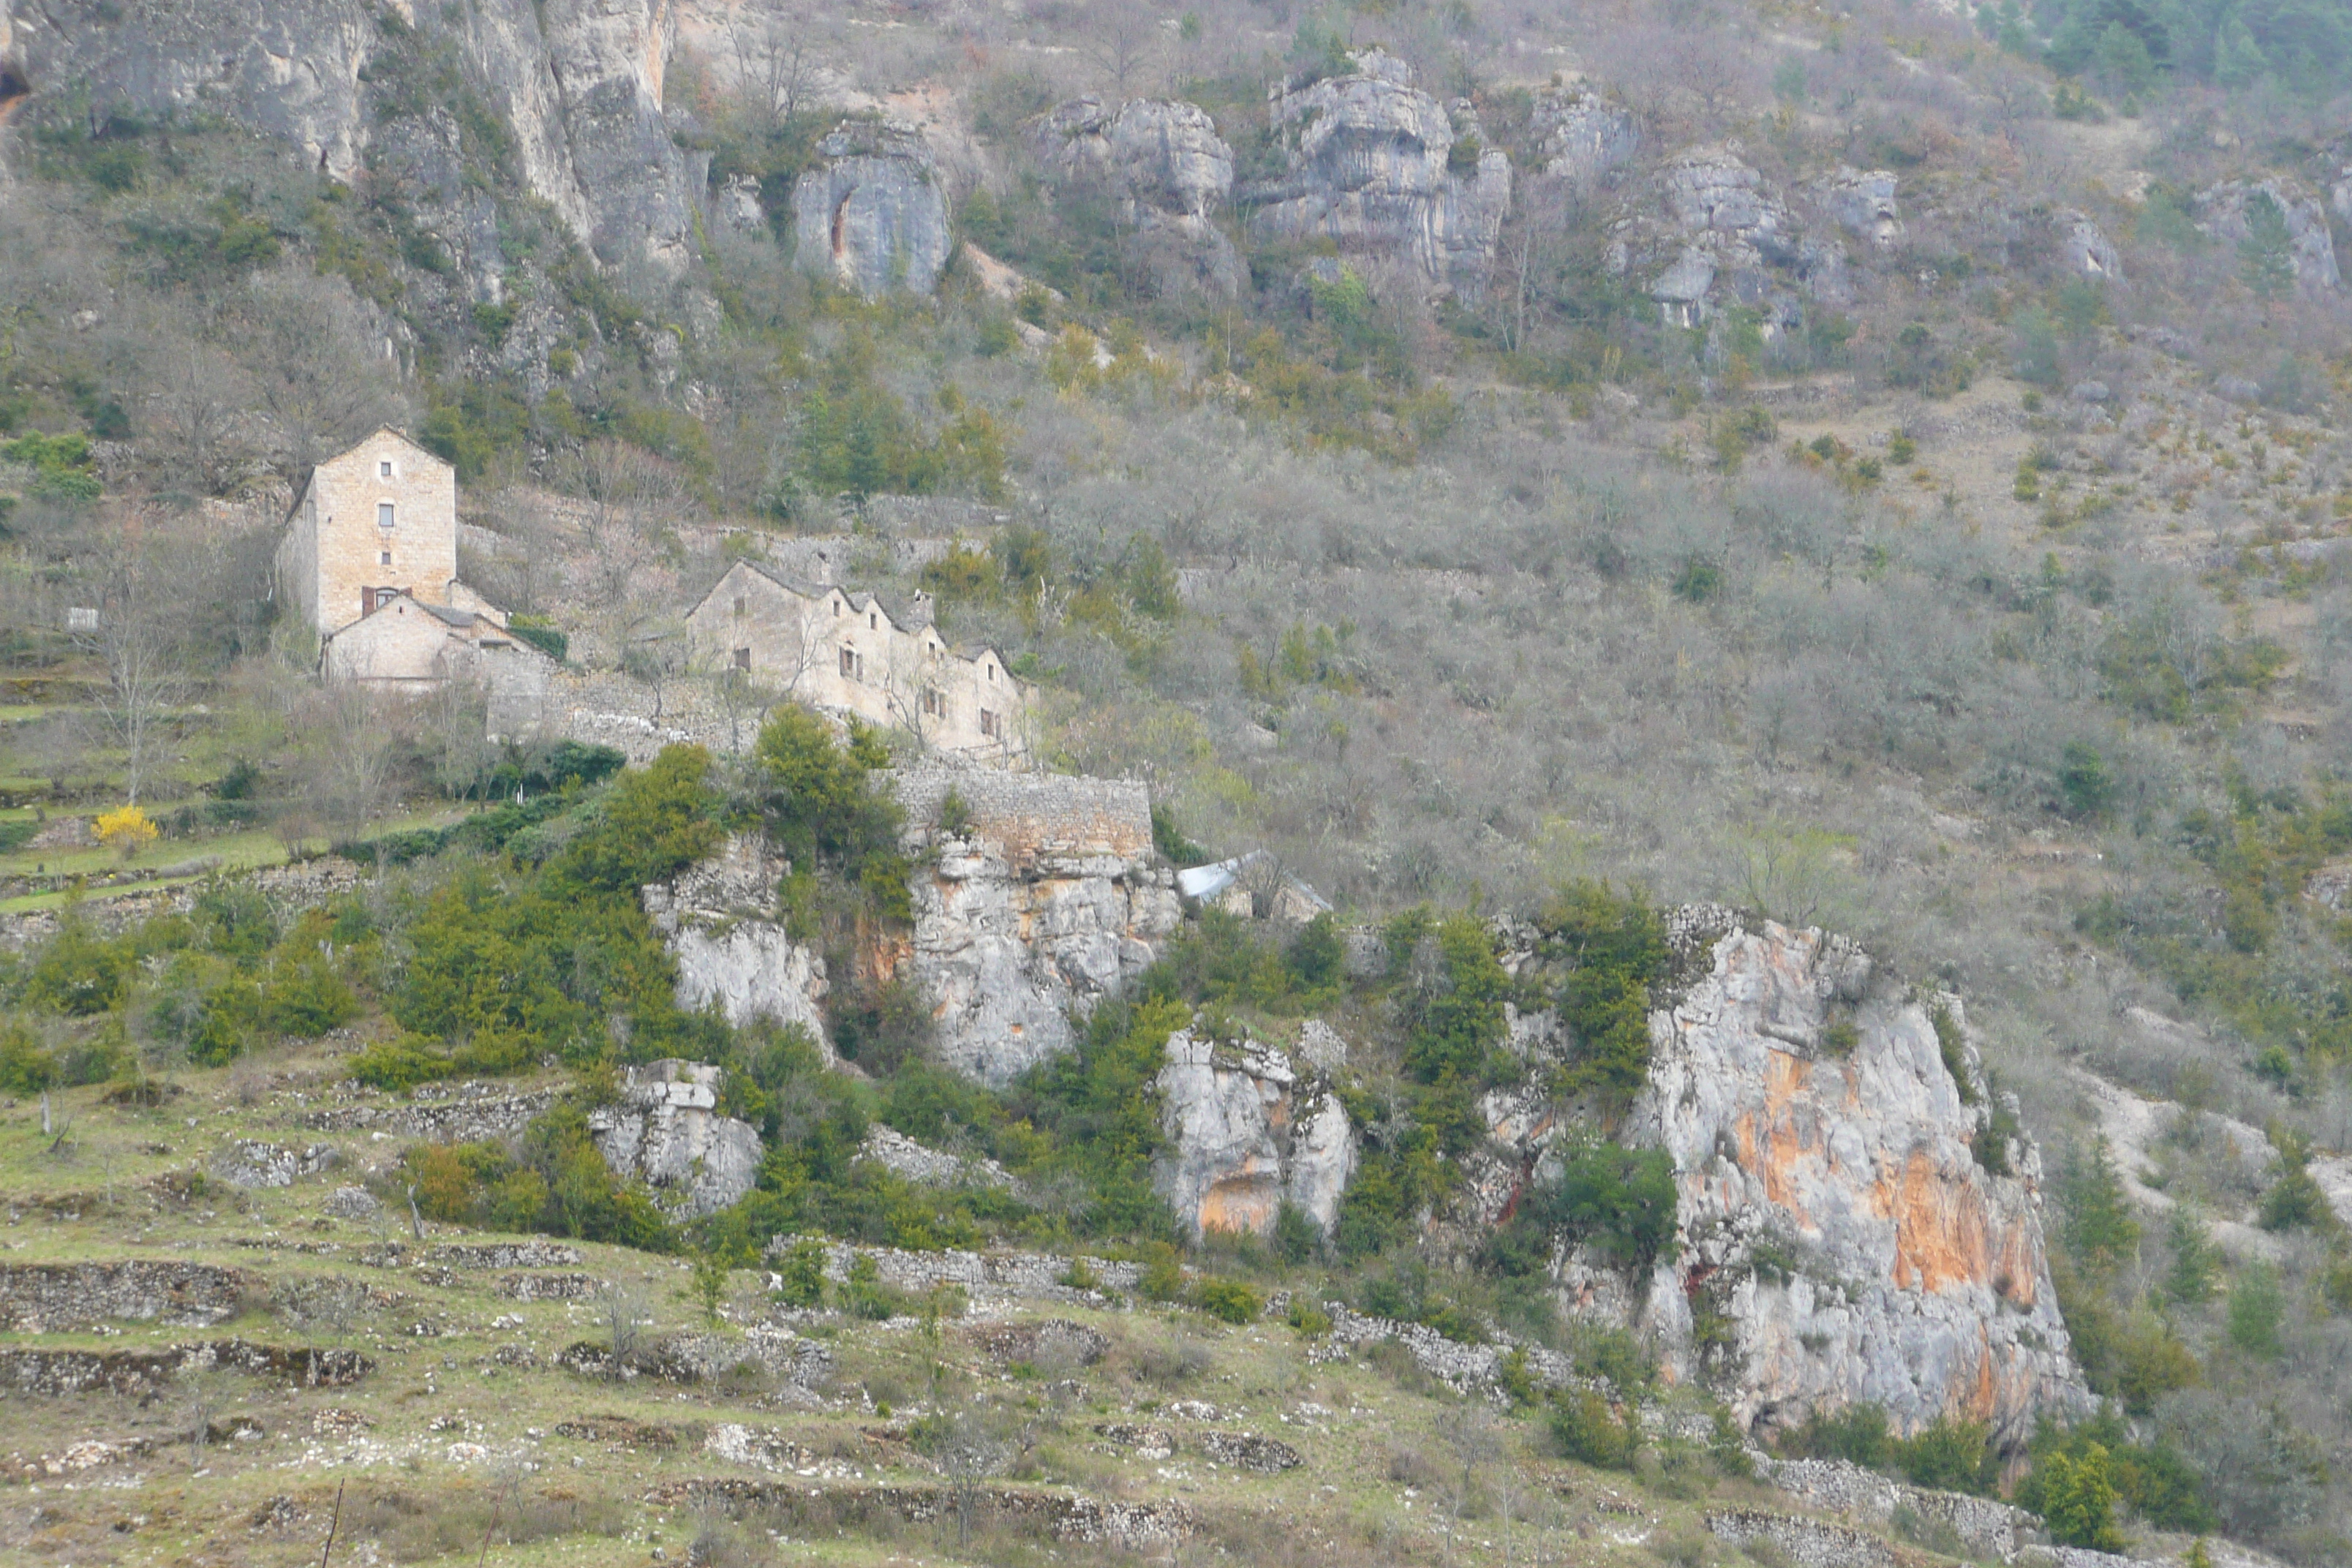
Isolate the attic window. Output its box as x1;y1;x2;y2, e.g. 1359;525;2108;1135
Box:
379;459;393;478
986;663;995;683
832;599;843;617
734;647;751;671
869;611;878;630
377;502;396;529
733;595;746;617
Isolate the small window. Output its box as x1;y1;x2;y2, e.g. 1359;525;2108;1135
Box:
734;647;751;671
923;687;943;717
986;663;996;683
377;502;396;529
832;599;843;617
979;709;998;738
380;551;392;566
378;459;393;478
869;611;878;630
733;595;747;617
840;647;857;679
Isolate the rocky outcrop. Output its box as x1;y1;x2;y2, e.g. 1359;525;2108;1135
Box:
1534;86;1639;184
2055;209;2123;280
304;1082;558;1142
897;766;1180;1086
587;1060;762;1217
1245;48;1510;298
1028;97;1238;295
2;0;697;282
1814;167;1903;249
1639;145;1851;322
771;1237;1147;1311
0;1261;251;1331
2196;177;2341;293
1604;916;2088;1449
791;120;952;297
1153;1025;1357;1240
644;833;829;1049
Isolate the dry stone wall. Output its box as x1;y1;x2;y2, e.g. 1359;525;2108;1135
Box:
0;1261;251;1331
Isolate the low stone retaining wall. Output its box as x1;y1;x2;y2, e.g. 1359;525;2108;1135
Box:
0;1261;252;1330
649;1478;1195;1548
303;1086;559;1142
1708;1509;1907;1568
769;1237;1142;1311
1760;1457;2034;1561
0;1340;372;1397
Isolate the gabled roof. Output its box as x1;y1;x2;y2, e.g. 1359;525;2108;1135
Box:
284;428;448;523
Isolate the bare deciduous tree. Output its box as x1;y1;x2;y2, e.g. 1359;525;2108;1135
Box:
562;440;687;687
78;509;197;804
239;265;405;480
726;4;815;128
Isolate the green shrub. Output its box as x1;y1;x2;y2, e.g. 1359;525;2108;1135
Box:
1193;1278;1262;1324
2039;1443;2126;1552
1930;1006;1977;1103
1518;1141;1678;1272
1286;1297;1333;1337
1779;1403;1892;1469
0;1023;59;1094
774;1240;829;1308
1895;1414;1998;1495
1550;1388;1640;1469
1139;1241;1187;1303
2226;1261;2285;1358
24;921;132;1015
1541;880;1667;1101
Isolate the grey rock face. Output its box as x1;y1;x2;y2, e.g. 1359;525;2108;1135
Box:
644;834;829;1049
4;0;698;282
2055;209;2123;280
1153;1028;1357;1239
587;1060;763;1218
1533;86;1639;184
322;1185;380;1219
1758;1456;2032;1560
1609;920;2089;1448
791;121;952;298
898;767;1179;1085
1029;97;1238;295
859;1125;1019;1191
2197;176;2342;292
1246;48;1510;298
1643;146;1847;319
1814;167;1902;249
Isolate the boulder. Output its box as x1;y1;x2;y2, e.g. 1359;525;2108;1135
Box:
1028;97;1239;295
1533;86;1639;184
897;766;1179;1086
1612;918;2089;1449
2071;380;2112;403
587;1060;763;1217
2195;176;2342;293
644;834;829;1050
322;1186;380;1220
1153;1027;1357;1239
859;1125;1019;1191
1245;48;1510;298
1197;1431;1303;1471
791;120;953;298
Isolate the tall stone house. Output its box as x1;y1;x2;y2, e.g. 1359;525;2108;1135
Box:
275;429;553;734
685;559;1030;764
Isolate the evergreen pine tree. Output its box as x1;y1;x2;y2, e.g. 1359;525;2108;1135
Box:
2240;189;2297;300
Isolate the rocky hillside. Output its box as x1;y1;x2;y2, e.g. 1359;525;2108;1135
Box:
11;0;2352;1562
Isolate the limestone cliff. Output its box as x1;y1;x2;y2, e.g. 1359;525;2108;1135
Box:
1244;48;1509;299
1027;97;1239;295
2;0;697;283
1153;1024;1357;1240
894;766;1180;1087
641;833;830;1051
791;121;953;298
1610;914;2088;1447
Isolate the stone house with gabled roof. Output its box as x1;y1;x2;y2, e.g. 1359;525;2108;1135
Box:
278;431;547;736
685;559;1030;763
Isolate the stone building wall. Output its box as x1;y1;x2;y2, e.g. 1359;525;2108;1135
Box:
277;431;459;637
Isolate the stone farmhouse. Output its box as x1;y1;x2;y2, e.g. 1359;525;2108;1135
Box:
685;559;1030;764
275;429;554;734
